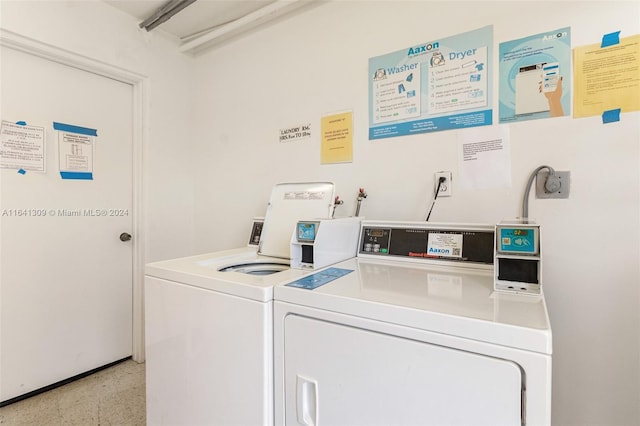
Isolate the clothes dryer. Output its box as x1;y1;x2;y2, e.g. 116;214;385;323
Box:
274;220;552;426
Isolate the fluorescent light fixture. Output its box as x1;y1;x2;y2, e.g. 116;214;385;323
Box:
139;0;198;32
179;0;314;53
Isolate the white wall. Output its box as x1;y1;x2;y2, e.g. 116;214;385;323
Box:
0;0;196;263
192;1;640;424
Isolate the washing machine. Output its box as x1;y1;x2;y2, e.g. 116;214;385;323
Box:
145;182;353;426
274;220;552;426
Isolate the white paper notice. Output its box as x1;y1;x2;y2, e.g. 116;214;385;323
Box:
457;125;511;190
0;120;45;171
58;131;93;176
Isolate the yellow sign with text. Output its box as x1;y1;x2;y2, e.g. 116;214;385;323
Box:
573;34;640;118
321;112;353;164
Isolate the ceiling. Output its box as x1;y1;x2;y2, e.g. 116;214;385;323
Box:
104;0;318;54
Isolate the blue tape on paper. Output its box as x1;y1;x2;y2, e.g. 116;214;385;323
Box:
17;168;26;175
53;122;97;136
602;108;621;124
601;31;621;48
286;267;353;290
16;121;26;126
60;172;93;180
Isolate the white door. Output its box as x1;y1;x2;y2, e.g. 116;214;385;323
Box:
284;315;523;425
0;46;133;402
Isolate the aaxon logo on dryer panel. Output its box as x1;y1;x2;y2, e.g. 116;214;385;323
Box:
428;247;451;255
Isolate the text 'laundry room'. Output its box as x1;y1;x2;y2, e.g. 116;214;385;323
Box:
0;1;638;426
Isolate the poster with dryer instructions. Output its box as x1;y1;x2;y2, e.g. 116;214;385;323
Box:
368;26;493;140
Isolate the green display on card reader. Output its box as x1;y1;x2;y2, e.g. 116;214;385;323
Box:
499;228;536;254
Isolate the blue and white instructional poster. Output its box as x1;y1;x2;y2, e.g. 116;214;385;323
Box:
368;26;493;140
499;27;571;123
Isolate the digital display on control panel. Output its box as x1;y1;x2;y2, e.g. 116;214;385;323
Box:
369;229;385;238
360;226;494;264
297;222;317;242
360;227;391;254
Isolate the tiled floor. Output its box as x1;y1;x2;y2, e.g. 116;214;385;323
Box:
0;359;145;426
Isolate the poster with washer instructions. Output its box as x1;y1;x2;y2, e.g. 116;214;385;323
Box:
368;26;493;140
0;120;45;172
427;233;463;258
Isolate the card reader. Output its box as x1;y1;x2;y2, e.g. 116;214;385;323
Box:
290;217;361;270
494;221;542;295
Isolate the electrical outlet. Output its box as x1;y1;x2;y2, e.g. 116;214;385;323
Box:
435;171;452;197
536;170;570;199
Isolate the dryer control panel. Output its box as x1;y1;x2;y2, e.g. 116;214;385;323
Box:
359;222;494;265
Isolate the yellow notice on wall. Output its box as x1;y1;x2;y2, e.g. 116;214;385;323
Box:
573;34;640;118
321;111;353;164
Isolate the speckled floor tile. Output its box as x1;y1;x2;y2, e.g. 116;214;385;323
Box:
0;359;145;426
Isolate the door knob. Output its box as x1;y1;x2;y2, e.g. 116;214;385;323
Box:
119;232;132;242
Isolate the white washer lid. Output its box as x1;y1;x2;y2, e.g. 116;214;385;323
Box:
259;182;335;259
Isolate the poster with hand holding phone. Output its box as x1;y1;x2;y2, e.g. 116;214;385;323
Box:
499;27;571;123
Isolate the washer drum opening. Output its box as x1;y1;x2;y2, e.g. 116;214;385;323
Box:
218;262;290;276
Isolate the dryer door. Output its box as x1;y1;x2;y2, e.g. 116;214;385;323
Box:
283;315;523;425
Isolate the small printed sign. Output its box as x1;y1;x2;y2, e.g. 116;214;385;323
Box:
279;123;311;143
426;233;463;258
285;267;353;290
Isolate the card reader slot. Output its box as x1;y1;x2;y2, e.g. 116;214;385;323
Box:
301;245;314;265
497;258;539;284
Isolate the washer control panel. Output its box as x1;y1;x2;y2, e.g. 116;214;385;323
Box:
248;218;264;246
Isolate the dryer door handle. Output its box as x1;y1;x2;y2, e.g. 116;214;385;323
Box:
296;375;318;426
